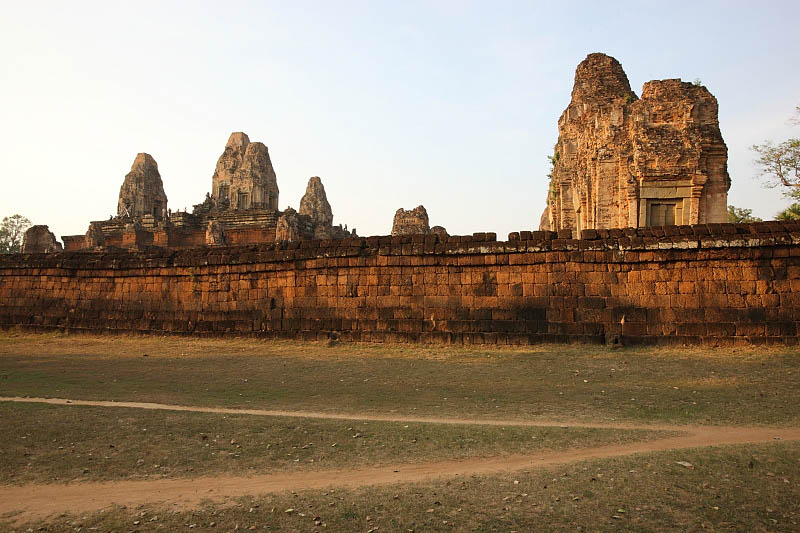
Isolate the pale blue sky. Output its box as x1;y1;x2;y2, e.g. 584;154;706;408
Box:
1;1;798;240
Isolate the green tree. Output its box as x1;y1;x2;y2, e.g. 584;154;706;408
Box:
0;214;32;253
775;189;800;221
751;105;800;193
727;205;762;223
776;203;800;221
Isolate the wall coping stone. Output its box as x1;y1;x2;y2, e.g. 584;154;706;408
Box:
1;221;799;272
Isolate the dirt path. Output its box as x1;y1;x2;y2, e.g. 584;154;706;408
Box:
0;395;681;431
1;396;799;523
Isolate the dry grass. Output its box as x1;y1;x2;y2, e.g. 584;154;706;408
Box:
1;332;799;531
1;332;799;425
0;402;668;485
5;441;799;532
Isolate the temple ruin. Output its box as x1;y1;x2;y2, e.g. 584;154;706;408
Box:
21;226;62;253
540;53;730;232
117;153;168;220
390;205;447;237
46;54;733;252
62;132;355;251
392;206;430;236
211;132;279;211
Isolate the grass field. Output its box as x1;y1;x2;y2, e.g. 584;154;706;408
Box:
1;332;799;425
1;332;799;531
11;442;799;532
0;402;668;485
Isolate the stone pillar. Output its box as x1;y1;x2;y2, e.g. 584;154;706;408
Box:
689;174;707;225
626;182;639;227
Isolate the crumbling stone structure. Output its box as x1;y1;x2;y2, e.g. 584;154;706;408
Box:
21;226;62;253
4;221;800;345
205;221;225;246
85;222;105;249
62;133;355;251
275;208;303;242
299;176;333;227
117;153;168;220
430;226;449;239
540;53;730;233
392;205;431;236
300;176;336;239
211;132;279;211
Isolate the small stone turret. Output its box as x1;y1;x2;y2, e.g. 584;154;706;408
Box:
22;225;62;253
299;176;334;227
117;153;168;220
205;221;225;245
85;222;105;249
211;132;279;211
570;52;637;104
275;207;301;242
392;205;430;236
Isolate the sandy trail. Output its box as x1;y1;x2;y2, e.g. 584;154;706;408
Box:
1;396;798;523
0;395;682;431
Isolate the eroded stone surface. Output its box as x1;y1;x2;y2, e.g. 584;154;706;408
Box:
299;176;334;227
85;222;105;249
430;225;449;238
117;153;168;220
7;221;800;345
392;205;430;236
212;132;279;211
22;226;62;253
540;53;730;232
275;208;301;242
205;221;225;246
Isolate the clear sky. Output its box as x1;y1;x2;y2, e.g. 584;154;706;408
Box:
1;1;798;240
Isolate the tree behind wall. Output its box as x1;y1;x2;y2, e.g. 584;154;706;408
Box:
752;105;800;193
751;105;800;221
727;205;762;223
775;190;800;221
0;214;32;253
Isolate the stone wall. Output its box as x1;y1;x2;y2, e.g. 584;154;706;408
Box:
2;221;800;346
63;212;280;251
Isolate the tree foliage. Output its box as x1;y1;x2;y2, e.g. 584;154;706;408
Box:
775;189;800;221
0;214;32;253
776;202;800;221
751;106;800;192
751;138;800;190
727;205;762;223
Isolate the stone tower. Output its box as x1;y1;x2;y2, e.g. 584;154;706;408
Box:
299;176;334;227
117;153;168;220
211;132;279;211
540;53;730;232
392;205;430;236
22;225;62;253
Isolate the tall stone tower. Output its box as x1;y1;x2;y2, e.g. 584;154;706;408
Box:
117;153;168;220
540;53;730;232
211;132;279;211
299;176;334;227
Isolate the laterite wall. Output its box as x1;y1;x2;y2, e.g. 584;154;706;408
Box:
1;221;799;345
